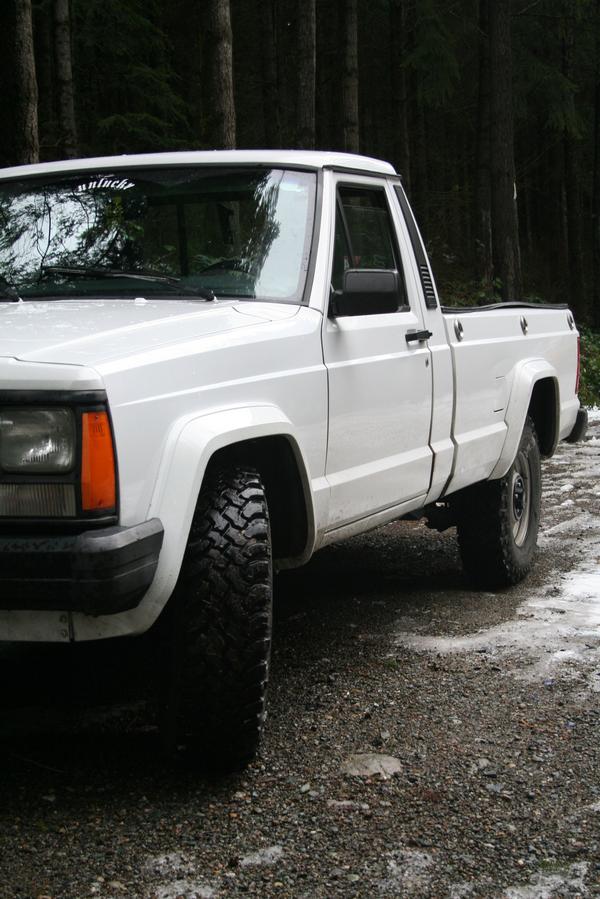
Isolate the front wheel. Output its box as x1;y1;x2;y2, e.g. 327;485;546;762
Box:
454;416;541;588
162;464;272;771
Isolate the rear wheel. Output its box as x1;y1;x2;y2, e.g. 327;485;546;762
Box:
162;464;272;771
454;416;541;588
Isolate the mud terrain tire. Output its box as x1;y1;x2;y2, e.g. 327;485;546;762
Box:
455;416;541;588
164;465;272;771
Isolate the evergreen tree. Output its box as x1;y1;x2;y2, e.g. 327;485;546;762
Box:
206;0;236;149
297;0;316;148
341;0;359;153
53;0;78;158
0;0;39;166
72;0;188;155
489;0;522;299
0;0;598;320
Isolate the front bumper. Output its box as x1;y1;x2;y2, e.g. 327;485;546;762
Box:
0;519;163;616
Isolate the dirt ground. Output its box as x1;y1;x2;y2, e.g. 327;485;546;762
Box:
1;413;599;899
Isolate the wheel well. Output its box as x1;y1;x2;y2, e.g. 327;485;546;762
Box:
528;378;558;457
206;436;310;562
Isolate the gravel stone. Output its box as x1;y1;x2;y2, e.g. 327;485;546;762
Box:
341;753;403;779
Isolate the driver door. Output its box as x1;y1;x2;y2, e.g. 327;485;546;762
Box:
323;177;434;530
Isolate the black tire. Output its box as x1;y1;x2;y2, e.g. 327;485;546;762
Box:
162;464;272;771
454;416;541;588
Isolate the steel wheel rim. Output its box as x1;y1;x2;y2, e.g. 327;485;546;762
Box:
510;451;531;547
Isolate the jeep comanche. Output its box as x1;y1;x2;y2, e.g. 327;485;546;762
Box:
0;150;587;767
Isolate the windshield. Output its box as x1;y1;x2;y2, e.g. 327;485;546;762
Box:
0;166;316;302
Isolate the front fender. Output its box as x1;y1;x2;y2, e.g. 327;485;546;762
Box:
489;359;558;480
72;404;314;640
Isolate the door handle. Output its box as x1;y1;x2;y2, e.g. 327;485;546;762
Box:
405;329;432;344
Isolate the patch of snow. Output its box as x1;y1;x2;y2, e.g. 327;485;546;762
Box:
566;799;600;822
326;799;370;812
239;845;283;867
449;884;476;898
539;510;597;544
154;881;214;899
342;752;402;779
141;853;215;899
395;549;600;688
502;862;587;898
143;852;193;876
395;421;600;689
587;405;600;422
379;849;434;895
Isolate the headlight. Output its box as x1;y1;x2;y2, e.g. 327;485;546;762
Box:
0;407;75;473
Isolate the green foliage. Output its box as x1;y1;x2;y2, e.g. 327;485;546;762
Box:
405;0;460;106
434;275;506;309
11;0;600;327
72;0;190;155
515;45;584;138
513;0;594;139
579;325;600;406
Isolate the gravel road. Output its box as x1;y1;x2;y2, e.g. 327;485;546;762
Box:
1;415;599;899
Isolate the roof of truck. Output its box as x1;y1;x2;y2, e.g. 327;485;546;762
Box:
0;150;397;181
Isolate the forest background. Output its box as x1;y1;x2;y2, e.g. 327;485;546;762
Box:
1;0;599;403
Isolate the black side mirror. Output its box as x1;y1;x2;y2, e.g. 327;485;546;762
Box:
330;269;400;317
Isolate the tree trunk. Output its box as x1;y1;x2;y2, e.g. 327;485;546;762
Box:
559;19;585;317
316;0;339;150
565;138;585;318
551;141;569;300
476;0;493;294
297;0;316;149
340;0;359;153
489;0;522;300
260;0;281;148
207;0;236;149
54;0;78;158
33;0;55;159
0;0;39;166
521;168;533;267
390;0;411;189
594;0;600;328
413;96;429;239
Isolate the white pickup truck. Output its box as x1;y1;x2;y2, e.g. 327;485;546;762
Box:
0;150;587;768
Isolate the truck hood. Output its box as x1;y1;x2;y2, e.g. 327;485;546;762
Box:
0;298;282;367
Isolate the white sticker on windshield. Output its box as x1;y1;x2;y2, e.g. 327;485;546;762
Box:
76;178;135;193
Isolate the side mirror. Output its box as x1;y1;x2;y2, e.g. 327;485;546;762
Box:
330;269;400;317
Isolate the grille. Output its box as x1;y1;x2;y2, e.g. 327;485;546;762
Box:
0;483;76;517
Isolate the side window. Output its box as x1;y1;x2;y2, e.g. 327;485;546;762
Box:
331;205;351;292
333;185;408;309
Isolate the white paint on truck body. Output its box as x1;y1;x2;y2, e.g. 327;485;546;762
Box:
0;150;582;641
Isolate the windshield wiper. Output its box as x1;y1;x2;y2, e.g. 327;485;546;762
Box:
39;265;217;302
0;276;22;302
40;265;182;285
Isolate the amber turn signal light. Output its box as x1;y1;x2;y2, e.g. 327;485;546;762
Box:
81;411;116;511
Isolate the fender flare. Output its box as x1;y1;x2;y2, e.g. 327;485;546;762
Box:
107;405;313;632
489;358;559;480
72;405;317;640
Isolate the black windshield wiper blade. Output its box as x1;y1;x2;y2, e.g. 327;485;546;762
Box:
0;276;22;302
40;265;218;302
40;265;182;285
